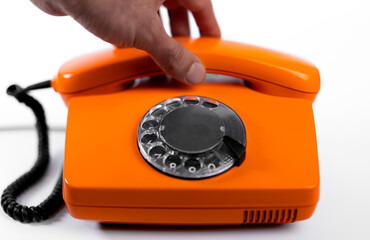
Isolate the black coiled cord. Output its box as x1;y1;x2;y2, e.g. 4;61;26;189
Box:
1;81;64;223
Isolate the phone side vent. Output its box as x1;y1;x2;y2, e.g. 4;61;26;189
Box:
243;208;298;224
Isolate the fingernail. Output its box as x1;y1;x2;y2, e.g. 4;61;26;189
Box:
185;62;206;84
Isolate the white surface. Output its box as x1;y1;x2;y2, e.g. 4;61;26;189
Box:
1;0;370;239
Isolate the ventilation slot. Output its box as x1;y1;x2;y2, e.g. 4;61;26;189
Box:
243;208;297;224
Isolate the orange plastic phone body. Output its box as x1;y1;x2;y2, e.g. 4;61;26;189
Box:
54;38;320;225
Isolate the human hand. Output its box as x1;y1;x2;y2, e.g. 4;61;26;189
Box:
30;0;221;84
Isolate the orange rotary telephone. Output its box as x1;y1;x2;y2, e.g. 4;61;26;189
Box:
2;37;320;225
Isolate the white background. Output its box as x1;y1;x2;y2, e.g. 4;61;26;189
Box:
1;0;370;239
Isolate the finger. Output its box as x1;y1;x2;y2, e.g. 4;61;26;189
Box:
168;7;190;36
139;15;205;84
178;0;221;37
164;0;190;36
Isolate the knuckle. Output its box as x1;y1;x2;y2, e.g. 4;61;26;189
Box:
133;17;162;50
107;23;136;48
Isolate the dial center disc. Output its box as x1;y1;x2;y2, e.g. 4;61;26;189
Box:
160;106;224;154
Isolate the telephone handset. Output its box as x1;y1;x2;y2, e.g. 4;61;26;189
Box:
2;38;320;225
52;37;320;104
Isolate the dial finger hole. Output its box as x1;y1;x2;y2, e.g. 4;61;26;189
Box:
184;96;199;105
204;157;220;169
151;107;167;117
164;155;182;169
165;98;182;109
142;119;159;129
149;145;166;159
184;158;201;173
202;99;219;108
208;163;216;170
141;132;157;144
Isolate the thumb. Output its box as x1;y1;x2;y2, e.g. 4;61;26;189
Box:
143;28;206;84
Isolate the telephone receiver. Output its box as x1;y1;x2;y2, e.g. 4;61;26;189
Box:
52;37;320;104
